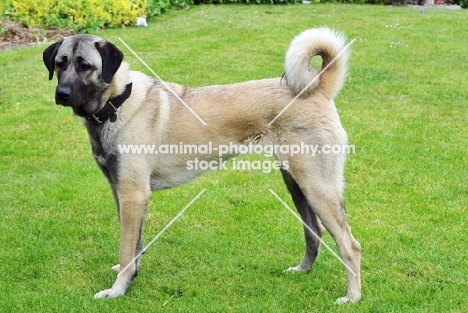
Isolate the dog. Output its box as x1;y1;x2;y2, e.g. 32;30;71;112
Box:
43;28;361;303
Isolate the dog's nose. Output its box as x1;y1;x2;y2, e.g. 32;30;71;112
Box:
55;86;72;105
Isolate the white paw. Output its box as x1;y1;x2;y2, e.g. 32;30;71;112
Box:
335;295;360;304
94;287;125;299
283;265;308;273
111;264;120;272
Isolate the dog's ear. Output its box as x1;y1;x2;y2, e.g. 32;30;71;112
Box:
43;38;64;80
94;41;124;84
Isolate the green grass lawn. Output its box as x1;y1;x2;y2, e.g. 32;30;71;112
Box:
1;4;467;312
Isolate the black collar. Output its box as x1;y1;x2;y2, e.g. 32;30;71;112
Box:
85;83;133;124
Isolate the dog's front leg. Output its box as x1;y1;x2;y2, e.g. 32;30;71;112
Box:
95;182;150;298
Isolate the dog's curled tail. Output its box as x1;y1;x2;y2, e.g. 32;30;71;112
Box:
284;28;349;99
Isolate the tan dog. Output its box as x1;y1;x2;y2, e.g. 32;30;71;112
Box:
43;28;361;303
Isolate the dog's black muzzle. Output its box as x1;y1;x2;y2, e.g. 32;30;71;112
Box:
55;85;73;106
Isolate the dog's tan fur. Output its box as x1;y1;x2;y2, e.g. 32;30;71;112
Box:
43;28;361;303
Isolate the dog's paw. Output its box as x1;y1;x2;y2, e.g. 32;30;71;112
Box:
283;265;308;273
94;288;125;299
335;295;360;304
111;264;120;272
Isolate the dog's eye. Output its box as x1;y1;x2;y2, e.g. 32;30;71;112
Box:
56;56;67;69
80;64;92;71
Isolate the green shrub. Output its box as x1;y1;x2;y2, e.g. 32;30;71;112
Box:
2;0;186;32
148;0;189;15
0;1;9;14
453;0;468;7
191;0;298;3
1;0;392;33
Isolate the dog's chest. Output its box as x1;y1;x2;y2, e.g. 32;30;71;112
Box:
87;126;120;182
92;148;119;183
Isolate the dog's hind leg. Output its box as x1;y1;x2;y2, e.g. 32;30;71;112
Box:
287;154;361;303
280;169;324;272
298;181;360;302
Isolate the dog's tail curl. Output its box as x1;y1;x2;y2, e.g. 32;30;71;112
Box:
284;28;349;99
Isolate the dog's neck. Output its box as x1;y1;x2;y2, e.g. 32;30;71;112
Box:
83;62;132;124
102;62;131;101
84;83;133;124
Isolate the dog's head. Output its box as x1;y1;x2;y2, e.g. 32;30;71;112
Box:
43;35;123;116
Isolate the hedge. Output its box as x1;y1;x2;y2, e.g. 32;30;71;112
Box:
1;0;391;33
1;0;188;32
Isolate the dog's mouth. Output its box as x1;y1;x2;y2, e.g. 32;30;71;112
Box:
55;88;90;118
55;90;100;118
55;84;92;109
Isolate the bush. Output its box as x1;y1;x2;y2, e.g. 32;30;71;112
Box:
191;0;298;3
2;0;186;32
148;0;189;15
450;0;468;7
1;0;397;33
